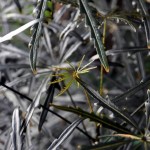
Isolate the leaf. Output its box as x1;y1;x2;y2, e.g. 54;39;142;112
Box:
11;107;22;150
75;77;141;133
80;140;131;150
0;73;33;92
0;81;93;141
111;79;150;103
78;0;109;72
106;10;141;32
138;0;150;48
61;41;82;63
114;134;141;141
0;19;39;43
0;44;28;57
56;80;73;97
38;76;60;131
29;0;49;73
0;64;30;70
47;118;83;150
13;0;22;13
51;104;132;134
20;78;48;134
143;17;150;48
59;22;77;40
145;89;150;134
44;0;54;23
49;77;67;84
108;15;137;32
106;47;150;56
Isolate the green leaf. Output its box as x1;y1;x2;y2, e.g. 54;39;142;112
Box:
29;0;51;73
80;140;131;150
78;0;109;72
51;104;132;134
56;80;73;97
44;0;54;22
75;77;141;133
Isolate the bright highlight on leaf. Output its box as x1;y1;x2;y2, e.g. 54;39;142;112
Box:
0;19;40;43
49;55;97;96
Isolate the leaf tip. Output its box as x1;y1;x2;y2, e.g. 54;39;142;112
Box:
38;126;42;132
147;42;150;49
33;69;37;75
104;66;110;73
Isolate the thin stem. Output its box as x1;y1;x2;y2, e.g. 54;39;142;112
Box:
100;19;107;95
144;142;148;150
100;66;104;95
66;89;77;108
84;89;93;113
102;19;107;45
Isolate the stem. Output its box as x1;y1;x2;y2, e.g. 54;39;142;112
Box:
100;66;104;95
102;19;107;45
84;89;93;113
65;87;77;108
100;19;107;95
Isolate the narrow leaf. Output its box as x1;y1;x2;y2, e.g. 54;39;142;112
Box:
106;10;142;32
112;79;150;103
78;0;109;72
138;0;150;48
80;140;131;150
75;77;141;132
143;17;150;48
145;89;150;134
106;47;150;56
51;104;132;134
20;78;48;134
0;82;93;140
56;80;73;97
13;0;22;13
29;0;49;73
0;19;39;43
114;134;141;140
38;76;60;131
47;118;83;150
108;15;137;32
11;107;22;150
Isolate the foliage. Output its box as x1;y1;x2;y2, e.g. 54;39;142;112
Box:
0;0;150;149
